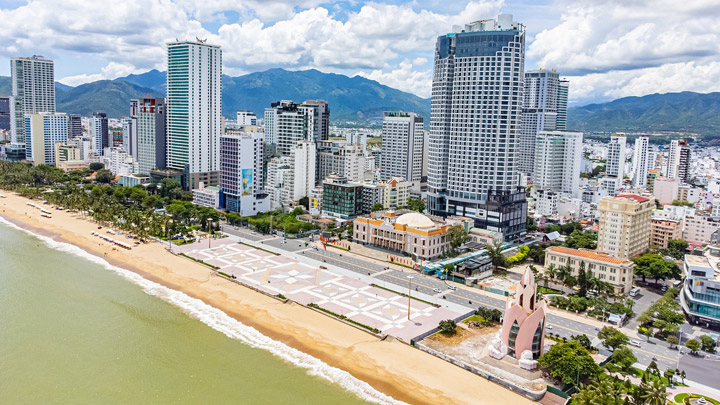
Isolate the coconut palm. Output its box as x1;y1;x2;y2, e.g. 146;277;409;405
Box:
641;380;667;405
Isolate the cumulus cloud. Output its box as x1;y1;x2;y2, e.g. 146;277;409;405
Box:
358;60;432;98
58;62;145;86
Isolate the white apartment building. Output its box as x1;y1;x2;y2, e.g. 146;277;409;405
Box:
103;147;138;176
219;131;269;216
380;111;424;187
24;112;67;166
136;98;166;175
11;55;55;144
236;110;257;126
631;137;650;188
264;100;328;155
601;133;626;192
316;141;366;184
533;130;582;198
166;41;222;189
192;185;220;208
427;15;527;240
597;194;653;259
90;112;109;155
267;141;316;209
519;69;564;176
666;139;690;184
683;215;720;244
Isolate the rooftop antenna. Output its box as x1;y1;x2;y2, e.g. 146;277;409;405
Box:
196;37;207;44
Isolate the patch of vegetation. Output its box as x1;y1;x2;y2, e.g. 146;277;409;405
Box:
179;253;220;270
238;241;279;256
438;319;457;336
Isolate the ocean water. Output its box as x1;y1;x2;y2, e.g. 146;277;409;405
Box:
0;218;401;404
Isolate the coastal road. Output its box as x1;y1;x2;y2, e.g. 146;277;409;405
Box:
221;226;707;383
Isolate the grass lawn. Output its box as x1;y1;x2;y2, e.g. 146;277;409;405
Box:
674;393;720;405
630;367;688;387
463;314;486;323
538;286;564;295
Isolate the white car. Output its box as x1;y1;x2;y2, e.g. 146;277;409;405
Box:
630;340;641;348
433;288;442;293
447;285;457;291
546;325;553;330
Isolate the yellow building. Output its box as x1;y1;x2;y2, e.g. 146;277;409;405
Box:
545;247;635;294
597;194;653;259
353;211;459;259
650;218;682;249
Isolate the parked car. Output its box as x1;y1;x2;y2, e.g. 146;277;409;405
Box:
630;340;641;348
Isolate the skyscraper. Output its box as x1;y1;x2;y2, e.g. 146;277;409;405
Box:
11;55;55;144
68;114;82;139
303;100;330;142
90;112;108;154
0;97;10;132
136;98;166;175
219;131;269;216
236;110;257;126
631;136;650;188
24;112;67;166
556;79;569;130
166;40;222;189
533;130;583;198
427;15;527;240
380;111;424;187
519;70;559;175
263;100;326;155
600;133;626;191
666;139;690;184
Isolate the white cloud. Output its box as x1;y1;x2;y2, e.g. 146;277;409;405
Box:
59;62;145;86
358;59;432;98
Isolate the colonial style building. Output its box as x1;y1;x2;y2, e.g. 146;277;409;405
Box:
597;194;653;259
545;246;635;294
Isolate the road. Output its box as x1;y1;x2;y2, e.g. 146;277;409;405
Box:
221;225;716;386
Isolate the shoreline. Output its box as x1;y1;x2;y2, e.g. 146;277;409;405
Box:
0;192;530;405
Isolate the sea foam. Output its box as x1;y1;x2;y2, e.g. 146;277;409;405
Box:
0;217;407;405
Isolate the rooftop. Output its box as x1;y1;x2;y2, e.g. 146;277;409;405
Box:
616;194;650;203
685;254;712;268
396;212;436;230
547;246;632;265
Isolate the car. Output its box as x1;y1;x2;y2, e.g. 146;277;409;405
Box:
652;357;658;362
546;325;553;330
630;340;641;347
447;285;457;291
433;288;442;293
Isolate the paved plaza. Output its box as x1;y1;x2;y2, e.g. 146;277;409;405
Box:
175;239;464;341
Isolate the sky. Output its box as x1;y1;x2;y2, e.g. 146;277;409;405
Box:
1;0;719;105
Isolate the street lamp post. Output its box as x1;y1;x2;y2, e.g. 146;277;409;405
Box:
407;275;414;321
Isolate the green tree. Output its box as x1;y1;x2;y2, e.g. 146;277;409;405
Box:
485;241;507;273
671;199;694;207
89;162;105;171
632;253;681;285
438;319;457;336
641;379;667;405
447;225;470;252
699;335;717;352
538;340;601;385
371;203;384;212
571;334;593;350
685;339;700;354
526;216;536;232
608;346;637;374
598;326;629;351
666;239;689;259
95;169;114;184
666;334;679;348
578;261;588;297
406;198;425;212
572;376;625;405
565;230;597;249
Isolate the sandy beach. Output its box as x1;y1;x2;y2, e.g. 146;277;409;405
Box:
0;192;531;405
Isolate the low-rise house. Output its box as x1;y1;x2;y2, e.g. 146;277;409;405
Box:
545;246;635;294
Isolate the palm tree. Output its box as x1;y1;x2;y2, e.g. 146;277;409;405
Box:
557;265;572;286
546;263;557;282
641;380;667;405
485;241;507;274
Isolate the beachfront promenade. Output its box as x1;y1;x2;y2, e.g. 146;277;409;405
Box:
174;239;466;341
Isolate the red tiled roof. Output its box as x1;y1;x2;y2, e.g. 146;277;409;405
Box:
547;246;632;265
616;194;649;203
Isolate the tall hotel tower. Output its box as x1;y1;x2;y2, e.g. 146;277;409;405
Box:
11;55;55;144
166;40;222;189
427;15;527;241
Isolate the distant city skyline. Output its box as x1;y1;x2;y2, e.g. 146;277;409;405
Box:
1;0;719;105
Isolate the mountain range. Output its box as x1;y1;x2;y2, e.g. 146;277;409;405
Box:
0;68;431;125
1;68;720;138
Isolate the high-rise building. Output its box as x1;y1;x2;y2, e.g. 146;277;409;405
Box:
135;98;166;175
631;137;650;188
219;131;269;216
322;174;363;220
519;70;559;175
68;114;82;139
380;111;423;188
266;141;316;209
427;15;527;240
122;99;139;158
24;112;67;166
597;194;653;259
166;40;222;189
303;100;330;142
11;56;55;144
316;141;366;184
263;100;322;155
600;133;626;192
236;110;258;126
666;139;690;184
90;112;109;154
0;97;11;132
556;79;569;130
533;130;583;198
